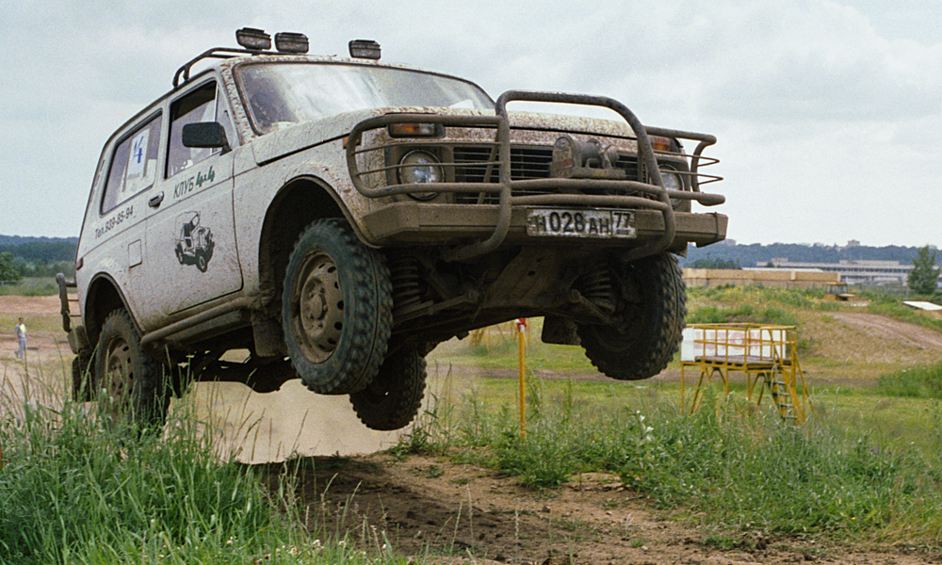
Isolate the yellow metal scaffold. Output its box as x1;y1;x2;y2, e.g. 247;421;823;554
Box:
680;324;811;423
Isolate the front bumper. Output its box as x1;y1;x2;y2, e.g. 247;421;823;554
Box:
360;202;727;250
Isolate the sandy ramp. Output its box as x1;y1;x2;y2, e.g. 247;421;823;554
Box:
178;379;410;464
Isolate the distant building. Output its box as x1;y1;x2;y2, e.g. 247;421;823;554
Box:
684;268;839;289
760;258;911;285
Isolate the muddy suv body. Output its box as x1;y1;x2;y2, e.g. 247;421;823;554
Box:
59;30;727;430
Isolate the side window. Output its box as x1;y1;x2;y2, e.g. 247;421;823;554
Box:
101;115;162;214
167;82;220;178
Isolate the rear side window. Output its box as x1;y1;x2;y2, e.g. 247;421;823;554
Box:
101;115;162;214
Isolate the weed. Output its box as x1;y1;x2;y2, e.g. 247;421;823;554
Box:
878;362;942;399
702;535;740;550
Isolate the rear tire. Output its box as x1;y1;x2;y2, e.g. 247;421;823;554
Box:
282;219;393;394
71;353;93;402
350;345;427;431
578;252;686;381
94;309;168;429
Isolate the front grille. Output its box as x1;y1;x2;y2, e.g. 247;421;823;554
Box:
511;147;554;180
453;146;494;183
453;146;554;182
452;144;643;204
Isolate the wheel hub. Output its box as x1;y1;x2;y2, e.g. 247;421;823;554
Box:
293;251;344;363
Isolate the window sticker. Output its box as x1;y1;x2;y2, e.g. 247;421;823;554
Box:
127;130;149;178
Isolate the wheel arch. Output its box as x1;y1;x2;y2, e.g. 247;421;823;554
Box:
257;176;364;310
84;273;138;345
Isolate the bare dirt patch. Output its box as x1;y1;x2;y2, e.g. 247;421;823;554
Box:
266;452;939;565
827;312;942;352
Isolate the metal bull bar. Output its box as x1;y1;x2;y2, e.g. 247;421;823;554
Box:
346;90;724;262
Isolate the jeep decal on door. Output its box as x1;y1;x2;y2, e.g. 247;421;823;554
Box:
173;211;214;272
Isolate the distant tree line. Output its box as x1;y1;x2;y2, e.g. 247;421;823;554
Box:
687;257;741;270
683;242;937;269
0;236;77;282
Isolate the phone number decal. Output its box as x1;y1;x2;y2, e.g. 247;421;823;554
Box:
96;205;134;239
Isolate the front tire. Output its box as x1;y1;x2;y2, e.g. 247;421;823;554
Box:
94;309;168;429
282;219;393;395
578;252;686;381
350;345;427;431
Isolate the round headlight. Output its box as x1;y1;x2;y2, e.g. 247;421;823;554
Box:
659;166;685;209
659;167;683;192
398;150;443;201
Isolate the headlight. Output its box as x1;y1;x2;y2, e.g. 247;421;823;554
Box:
659;165;685;209
659;166;683;192
398;150;443;201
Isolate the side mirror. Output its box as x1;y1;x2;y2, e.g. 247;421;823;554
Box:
182;122;230;152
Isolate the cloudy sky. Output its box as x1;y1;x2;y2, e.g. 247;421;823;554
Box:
3;0;941;246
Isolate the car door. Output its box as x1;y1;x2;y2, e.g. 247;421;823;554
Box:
137;79;243;331
84;112;163;325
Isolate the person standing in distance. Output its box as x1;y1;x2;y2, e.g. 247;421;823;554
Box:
14;317;26;361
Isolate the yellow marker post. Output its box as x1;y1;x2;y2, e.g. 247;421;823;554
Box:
516;318;527;437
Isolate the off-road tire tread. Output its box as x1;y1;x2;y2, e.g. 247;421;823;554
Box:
282;218;393;395
579;252;686;381
94;309;168;427
350;346;427;431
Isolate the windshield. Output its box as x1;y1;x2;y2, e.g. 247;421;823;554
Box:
236;62;494;134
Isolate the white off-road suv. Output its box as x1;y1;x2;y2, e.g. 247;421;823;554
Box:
58;29;727;430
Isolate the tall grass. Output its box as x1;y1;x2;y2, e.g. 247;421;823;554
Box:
0;400;276;563
0;376;408;564
878;362;942;399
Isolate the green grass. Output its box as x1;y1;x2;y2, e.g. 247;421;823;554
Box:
0;277;61;296
877;361;942;400
0;383;411;564
686;304;798;326
433;320;599;373
405;378;942;543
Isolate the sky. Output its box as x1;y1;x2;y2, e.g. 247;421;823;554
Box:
2;0;942;246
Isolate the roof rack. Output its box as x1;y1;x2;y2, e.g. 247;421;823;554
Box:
172;47;255;88
173;28;313;88
172;29;378;88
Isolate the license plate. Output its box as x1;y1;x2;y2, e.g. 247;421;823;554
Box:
526;208;636;239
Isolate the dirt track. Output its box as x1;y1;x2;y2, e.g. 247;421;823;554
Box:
827;312;942;351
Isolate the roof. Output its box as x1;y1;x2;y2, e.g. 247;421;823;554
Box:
902;301;942;311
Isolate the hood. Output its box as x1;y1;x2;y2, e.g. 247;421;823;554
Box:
249;106;640;166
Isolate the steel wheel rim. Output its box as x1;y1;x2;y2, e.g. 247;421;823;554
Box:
102;336;134;419
293;250;344;363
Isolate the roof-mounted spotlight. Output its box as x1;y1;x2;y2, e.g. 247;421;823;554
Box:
275;32;309;54
349;39;381;60
236;27;271;51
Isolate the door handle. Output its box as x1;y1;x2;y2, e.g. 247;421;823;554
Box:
148;192;165;208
